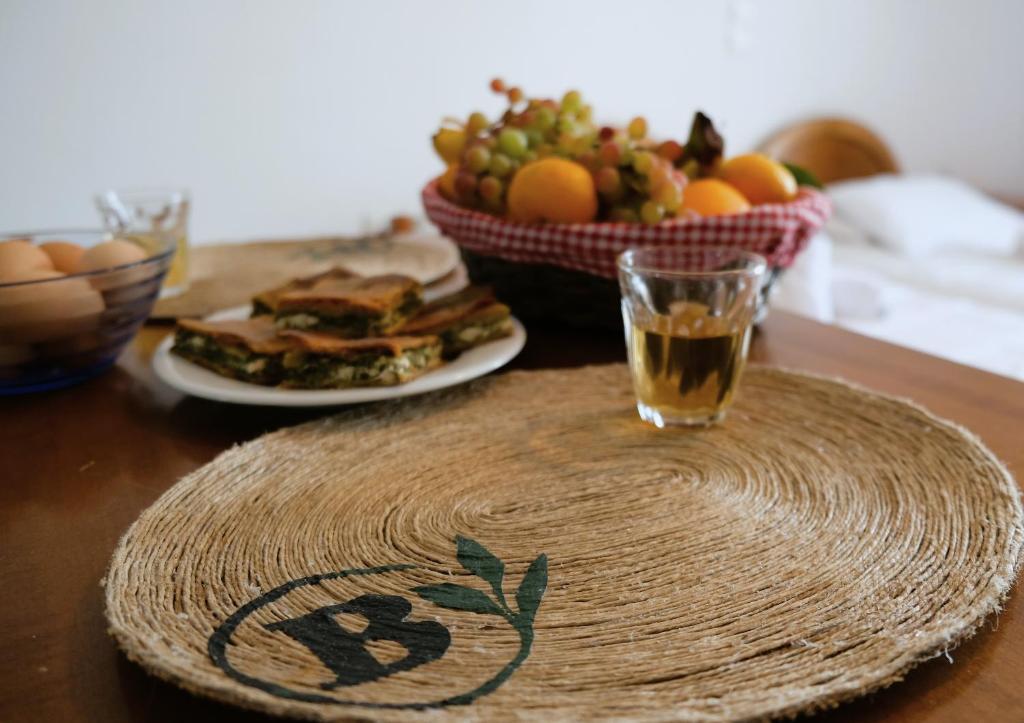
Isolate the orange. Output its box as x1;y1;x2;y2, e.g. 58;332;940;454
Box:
681;179;751;216
437;164;459;200
507;158;598;223
717;153;797;205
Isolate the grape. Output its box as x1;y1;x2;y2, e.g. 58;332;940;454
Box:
628;116;647;139
561;90;582;113
479;175;503;202
657;140;683;162
598;126;615;142
526;129;544;148
536;143;554;158
490;78;505;93
599;141;622;166
522;150;538;163
632;151;654;175
653;181;682;212
488;153;513;178
465;145;491;173
507;87;524;104
610;207;639;223
595;167;621;196
577;150;598;171
467;112;489;136
535;106;556;131
454;171;478;199
640;200;664;224
498;128;529;158
578;105;593;123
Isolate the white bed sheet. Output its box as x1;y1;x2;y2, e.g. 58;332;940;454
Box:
829;244;1024;381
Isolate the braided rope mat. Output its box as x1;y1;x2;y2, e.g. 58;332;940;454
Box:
105;365;1023;721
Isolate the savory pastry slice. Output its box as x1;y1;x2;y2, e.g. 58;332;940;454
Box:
171;317;291;385
251;267;359;316
274;274;423;338
277;330;442;388
400;286;514;357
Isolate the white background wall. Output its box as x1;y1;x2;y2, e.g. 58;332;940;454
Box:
1;0;1021;244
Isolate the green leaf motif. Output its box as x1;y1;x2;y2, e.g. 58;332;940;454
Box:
413;583;505;617
456;536;508;610
515;554;548;626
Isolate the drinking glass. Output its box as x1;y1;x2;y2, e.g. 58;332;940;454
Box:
96;189;190;298
618;246;766;428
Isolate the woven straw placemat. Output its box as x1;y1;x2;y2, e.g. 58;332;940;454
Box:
105;365;1023;722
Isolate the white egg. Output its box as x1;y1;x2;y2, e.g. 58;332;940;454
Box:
0;240;54;280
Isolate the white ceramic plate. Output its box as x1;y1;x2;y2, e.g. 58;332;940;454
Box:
152;305;526;407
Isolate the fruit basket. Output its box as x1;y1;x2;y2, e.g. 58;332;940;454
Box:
423;181;830;329
421;80;831;329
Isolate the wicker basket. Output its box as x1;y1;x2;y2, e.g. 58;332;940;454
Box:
423;181;830;330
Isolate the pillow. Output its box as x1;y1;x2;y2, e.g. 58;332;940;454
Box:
828;173;1024;257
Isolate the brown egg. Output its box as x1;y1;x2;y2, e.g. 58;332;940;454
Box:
0;268;106;344
76;238;150;291
76;239;147;272
40;241;86;274
0;239;54;280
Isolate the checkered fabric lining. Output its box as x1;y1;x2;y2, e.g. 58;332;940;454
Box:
422;181;831;278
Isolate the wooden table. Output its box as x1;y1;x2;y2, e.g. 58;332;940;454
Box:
2;312;1022;722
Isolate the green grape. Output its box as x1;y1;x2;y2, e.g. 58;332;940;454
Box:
498;128;529;158
561;90;582;113
535;106;556;131
478;175;503;202
489;153;513;178
465;145;491;174
595;167;621;196
556;131;576;154
640;200;664;224
526;129;544;148
610;207;639;223
522;150;538;163
628;116;648;139
632;151;654;175
466;112;489;136
556;116;576;134
578;104;593;123
654;181;682;212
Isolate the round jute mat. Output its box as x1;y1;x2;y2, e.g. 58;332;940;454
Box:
105;365;1023;722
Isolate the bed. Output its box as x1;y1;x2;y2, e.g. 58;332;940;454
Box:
759;118;1024;381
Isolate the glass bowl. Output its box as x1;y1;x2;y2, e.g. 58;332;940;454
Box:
0;230;175;394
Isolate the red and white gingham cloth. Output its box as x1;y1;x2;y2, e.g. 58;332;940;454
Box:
422;180;831;278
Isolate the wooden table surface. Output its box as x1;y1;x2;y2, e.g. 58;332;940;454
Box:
1;312;1022;723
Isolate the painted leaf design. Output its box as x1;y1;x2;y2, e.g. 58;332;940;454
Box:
456;536;507;607
515;554;548;624
413;583;505;617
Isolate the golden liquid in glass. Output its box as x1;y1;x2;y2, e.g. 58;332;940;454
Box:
628;321;751;425
126;233;189;296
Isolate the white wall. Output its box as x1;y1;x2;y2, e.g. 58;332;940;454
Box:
1;0;1021;244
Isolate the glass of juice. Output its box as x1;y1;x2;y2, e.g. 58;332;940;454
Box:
96;189;190;298
617;246;766;428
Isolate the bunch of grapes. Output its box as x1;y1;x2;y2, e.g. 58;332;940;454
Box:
432;80;723;224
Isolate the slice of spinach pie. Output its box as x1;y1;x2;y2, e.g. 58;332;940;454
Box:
251;267;359;316
276;330;442;388
273;274;423;338
171;317;290;385
400;286;513;357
